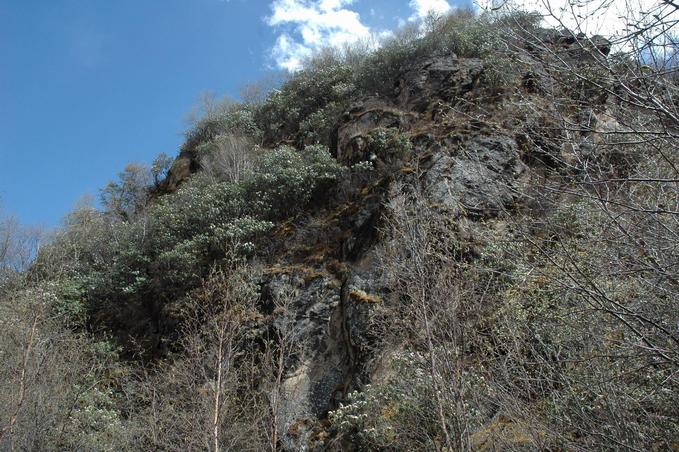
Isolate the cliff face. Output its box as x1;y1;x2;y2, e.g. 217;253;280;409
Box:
135;22;679;449
228;33;621;449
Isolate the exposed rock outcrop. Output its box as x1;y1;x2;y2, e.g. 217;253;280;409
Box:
336;97;415;166
150;41;621;451
422;134;526;217
267;55;537;449
396;56;484;113
158;154;193;192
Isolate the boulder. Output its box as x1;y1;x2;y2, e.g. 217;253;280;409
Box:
336;97;414;166
156;154;193;192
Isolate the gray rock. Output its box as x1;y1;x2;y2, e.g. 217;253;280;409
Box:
396;56;484;113
424;134;526;217
262;272;350;450
336;97;415;166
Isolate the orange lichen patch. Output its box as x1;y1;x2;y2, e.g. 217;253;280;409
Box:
238;308;265;323
360;178;385;196
350;289;382;303
287;418;312;438
326;259;348;279
307;424;334;450
304;243;335;264
310;430;329;443
275;221;296;238
265;264;331;284
469;416;536;451
278;234;338;263
382;403;398;420
325;202;359;223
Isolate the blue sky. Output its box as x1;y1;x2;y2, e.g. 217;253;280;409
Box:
28;0;652;229
0;0;664;227
3;0;475;227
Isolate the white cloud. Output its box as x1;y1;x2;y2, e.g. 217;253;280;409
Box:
270;34;313;71
408;0;453;20
267;0;373;71
475;0;676;41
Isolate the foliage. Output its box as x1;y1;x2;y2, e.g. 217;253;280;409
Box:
0;284;128;451
100;163;152;220
473;194;679;449
0;212;42;284
125;267;271;451
5;4;679;450
48;278;88;328
331;354;452;451
151;152;173;187
254;63;356;146
197;134;259;183
365;127;413;170
185;96;263;151
243;144;343;219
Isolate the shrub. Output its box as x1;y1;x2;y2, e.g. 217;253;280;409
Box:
49;279;87;328
354;25;422;96
330;351;471;451
421;10;496;58
100;163;152;220
151;152;173;187
0;284;128;451
366;127;413;167
254;64;356;145
185;100;262;151
147;177;270;289
172;143;340;274
243;144;343;219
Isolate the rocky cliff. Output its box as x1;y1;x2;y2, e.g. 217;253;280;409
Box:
151;28;646;450
10;11;677;451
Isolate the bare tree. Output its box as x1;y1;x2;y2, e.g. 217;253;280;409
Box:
0;282;128;451
199;134;259;184
490;0;679;366
126;263;269;451
259;282;310;452
100;163;153;221
367;182;480;450
460;1;679;447
151;152;173;188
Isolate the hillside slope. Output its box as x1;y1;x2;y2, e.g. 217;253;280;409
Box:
2;10;678;451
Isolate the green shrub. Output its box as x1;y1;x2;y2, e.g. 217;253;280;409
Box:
354;26;422;96
185;102;262;151
243;144;343;219
254;64;356;145
50;279;87;328
150;143;343;256
330;351;462;450
365;127;413;173
354;10;511;96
